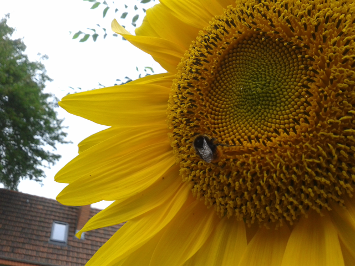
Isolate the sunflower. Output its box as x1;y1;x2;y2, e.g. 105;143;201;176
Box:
56;0;355;265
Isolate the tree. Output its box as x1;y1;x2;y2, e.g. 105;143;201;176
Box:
0;15;69;190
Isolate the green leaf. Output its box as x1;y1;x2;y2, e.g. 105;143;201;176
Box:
103;0;107;4
113;33;118;37
72;31;82;39
125;5;128;8
103;7;109;18
145;66;154;73
121;12;128;19
79;34;90;42
134;5;138;10
91;2;100;9
141;0;151;3
92;34;99;42
88;28;96;33
115;8;118;13
104;33;107;39
132;14;139;23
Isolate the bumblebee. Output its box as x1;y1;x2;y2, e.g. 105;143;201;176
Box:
193;135;240;163
193;135;218;163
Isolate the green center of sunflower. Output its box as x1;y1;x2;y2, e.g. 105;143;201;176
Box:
207;36;313;144
167;1;355;226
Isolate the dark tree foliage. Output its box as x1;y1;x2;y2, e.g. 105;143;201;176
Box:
0;15;69;190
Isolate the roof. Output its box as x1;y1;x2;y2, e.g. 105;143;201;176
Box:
0;188;124;266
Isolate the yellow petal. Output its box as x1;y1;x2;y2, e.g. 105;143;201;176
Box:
184;219;247;266
113;225;168;266
281;211;344;266
135;19;159;39
330;198;355;259
112;19;183;72
111;19;131;35
86;183;192;265
238;225;290;266
137;4;199;51
215;0;236;8
246;223;260;243
59;82;168;127
77;165;181;234
197;0;225;17
57;142;174;205
199;0;236;16
56;126;169;183
340;240;355;266
127;72;174;87
109;72;172;87
159;0;212;29
149;199;218;266
78;127;124;154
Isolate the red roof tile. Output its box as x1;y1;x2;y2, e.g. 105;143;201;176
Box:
0;189;124;265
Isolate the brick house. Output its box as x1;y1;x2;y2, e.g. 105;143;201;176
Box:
0;189;124;266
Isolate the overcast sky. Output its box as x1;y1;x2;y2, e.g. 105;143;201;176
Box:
0;0;164;209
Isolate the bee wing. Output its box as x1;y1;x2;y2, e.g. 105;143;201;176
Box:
197;138;213;163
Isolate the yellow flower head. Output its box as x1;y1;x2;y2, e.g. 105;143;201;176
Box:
57;0;355;265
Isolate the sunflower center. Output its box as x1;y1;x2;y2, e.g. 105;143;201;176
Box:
167;2;355;226
207;36;312;144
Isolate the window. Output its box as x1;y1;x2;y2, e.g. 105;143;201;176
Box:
50;221;69;244
75;229;85;240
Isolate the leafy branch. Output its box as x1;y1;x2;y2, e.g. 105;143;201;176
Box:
71;0;156;43
115;66;155;85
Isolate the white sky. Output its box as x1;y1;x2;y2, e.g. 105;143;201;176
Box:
0;0;164;209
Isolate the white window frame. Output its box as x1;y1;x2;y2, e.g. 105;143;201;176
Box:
50;221;69;244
